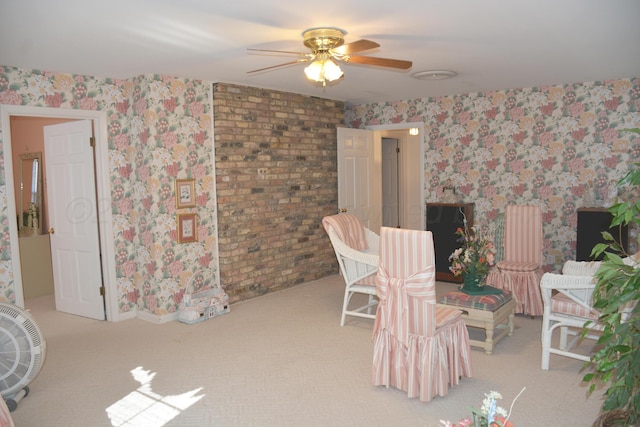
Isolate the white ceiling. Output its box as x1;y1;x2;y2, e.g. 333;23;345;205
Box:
1;0;639;105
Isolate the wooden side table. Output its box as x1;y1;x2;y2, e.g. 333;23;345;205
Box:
438;290;515;355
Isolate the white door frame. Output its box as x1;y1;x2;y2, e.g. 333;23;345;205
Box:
1;105;119;321
367;122;426;230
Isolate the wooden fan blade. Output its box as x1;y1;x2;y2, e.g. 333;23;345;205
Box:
332;39;380;55
247;48;306;56
343;55;412;70
247;59;308;74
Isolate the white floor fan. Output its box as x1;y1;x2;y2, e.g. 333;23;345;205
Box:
0;303;46;412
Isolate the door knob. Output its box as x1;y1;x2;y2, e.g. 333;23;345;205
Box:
49;227;55;234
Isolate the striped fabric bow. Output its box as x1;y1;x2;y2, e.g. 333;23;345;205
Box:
373;264;436;346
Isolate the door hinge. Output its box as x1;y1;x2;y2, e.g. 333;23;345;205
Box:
99;286;105;296
396;147;400;153
90;137;96;147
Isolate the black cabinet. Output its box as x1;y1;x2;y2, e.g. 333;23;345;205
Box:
576;208;629;261
426;203;474;282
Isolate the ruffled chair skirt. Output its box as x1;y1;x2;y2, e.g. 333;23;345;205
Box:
372;317;472;402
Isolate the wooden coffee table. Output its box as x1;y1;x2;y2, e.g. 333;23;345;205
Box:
438;290;516;355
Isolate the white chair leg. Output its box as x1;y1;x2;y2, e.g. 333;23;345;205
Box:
366;295;376;314
340;289;352;327
541;317;551;370
559;326;569;350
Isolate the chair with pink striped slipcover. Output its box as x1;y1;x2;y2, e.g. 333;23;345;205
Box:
0;397;14;427
540;256;638;370
372;227;472;402
486;205;544;316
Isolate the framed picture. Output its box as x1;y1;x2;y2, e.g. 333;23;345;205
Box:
175;179;196;209
177;213;198;243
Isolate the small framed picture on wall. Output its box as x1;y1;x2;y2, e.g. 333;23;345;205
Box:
175;179;196;209
177;213;198;243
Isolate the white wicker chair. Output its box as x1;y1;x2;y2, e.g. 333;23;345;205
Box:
322;214;379;326
540;255;638;370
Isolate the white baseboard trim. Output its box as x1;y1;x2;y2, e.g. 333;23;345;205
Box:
137;310;179;324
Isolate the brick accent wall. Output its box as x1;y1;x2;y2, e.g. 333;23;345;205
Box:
213;83;343;303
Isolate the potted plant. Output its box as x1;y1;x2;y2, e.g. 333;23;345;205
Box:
583;129;640;426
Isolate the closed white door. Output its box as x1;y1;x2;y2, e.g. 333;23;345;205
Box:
336;127;381;232
44;120;105;320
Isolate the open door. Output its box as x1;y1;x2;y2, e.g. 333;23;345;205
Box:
336;127;381;232
382;137;400;228
44;120;105;320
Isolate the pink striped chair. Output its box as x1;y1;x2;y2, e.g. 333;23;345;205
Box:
0;396;14;427
322;214;379;326
372;227;472;402
486;205;544;316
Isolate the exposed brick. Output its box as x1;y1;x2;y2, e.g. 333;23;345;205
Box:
214;83;342;303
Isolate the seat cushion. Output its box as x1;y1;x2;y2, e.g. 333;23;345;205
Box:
551;293;599;320
434;305;463;328
496;260;540;272
322;214;368;250
439;289;513;312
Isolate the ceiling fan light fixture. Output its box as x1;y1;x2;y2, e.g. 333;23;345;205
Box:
304;56;343;85
412;70;457;80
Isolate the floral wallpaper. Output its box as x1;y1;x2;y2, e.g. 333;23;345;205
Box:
0;66;217;317
345;78;640;272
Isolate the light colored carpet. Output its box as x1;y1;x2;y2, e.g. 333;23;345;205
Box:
10;275;604;427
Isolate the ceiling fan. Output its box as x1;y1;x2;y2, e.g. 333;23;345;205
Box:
247;27;413;86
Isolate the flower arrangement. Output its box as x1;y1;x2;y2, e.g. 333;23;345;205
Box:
449;224;497;291
440;388;525;427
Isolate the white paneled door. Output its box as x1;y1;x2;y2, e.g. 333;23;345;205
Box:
336;127;381;232
44;120;105;320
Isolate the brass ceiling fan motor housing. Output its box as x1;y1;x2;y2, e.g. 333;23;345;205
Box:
302;28;345;52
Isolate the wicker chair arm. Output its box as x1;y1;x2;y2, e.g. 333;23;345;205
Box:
364;227;380;254
561;260;601;277
540;272;596;290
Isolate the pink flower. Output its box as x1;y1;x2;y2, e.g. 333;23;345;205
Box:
161;131;178;148
540;103;555;115
145;262;156;276
45;92;63;107
78;97;98;110
116;100;129;114
163;97;177;112
485;108;498;119
604;97;620;111
568;102;585;116
169;260;184;277
122;227;135;241
122;260;136;277
0;90;22;104
147;295;158;312
114;133;130;151
119;164;131;179
198;253;211;268
192;163;207;179
190;101;205;117
127;289;139;303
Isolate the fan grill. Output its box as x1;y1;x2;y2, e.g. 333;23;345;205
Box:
0;303;46;398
